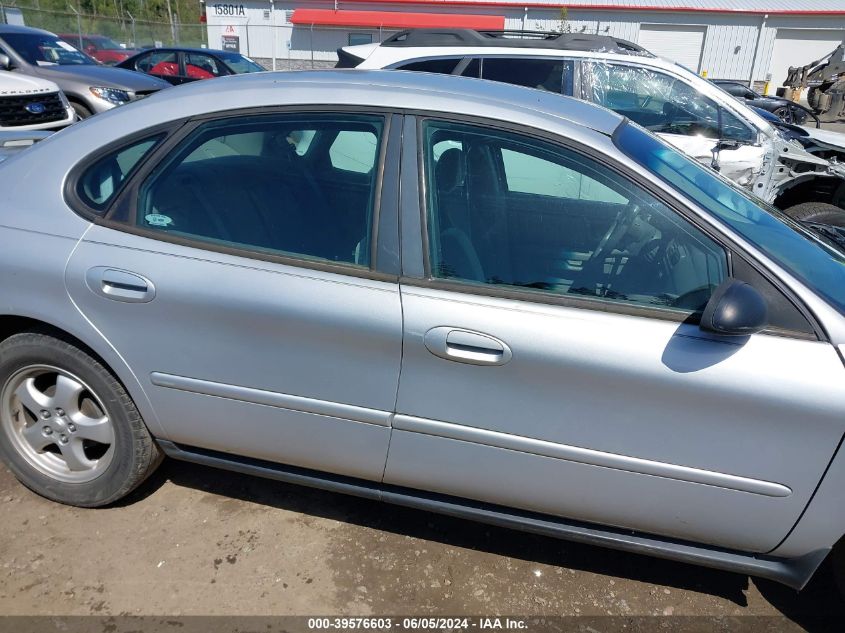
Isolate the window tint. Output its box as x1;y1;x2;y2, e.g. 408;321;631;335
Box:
396;58;461;74
135;114;383;267
77;136;161;212
719;82;747;97
330;130;379;173
185;53;223;79
501;149;626;203
349;33;373;46
423;120;727;312
461;58;481;78
586;63;755;143
139;51;178;76
481;58;568;93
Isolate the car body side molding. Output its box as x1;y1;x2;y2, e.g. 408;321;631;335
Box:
149;372;392;427
157;439;826;590
392;415;792;498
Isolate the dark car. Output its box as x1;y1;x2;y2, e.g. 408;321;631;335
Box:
57;34;140;65
712;79;819;125
116;47;265;85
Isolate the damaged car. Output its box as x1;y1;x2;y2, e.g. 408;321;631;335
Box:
341;28;845;221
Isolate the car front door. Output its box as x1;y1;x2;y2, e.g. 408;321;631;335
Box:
64;110;403;481
582;62;767;191
383;115;845;553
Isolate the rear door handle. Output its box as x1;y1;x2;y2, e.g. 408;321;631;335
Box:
423;327;512;366
85;267;156;303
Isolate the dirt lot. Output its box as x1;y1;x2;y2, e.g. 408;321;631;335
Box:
1;457;843;628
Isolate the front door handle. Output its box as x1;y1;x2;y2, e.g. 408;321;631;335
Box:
423;327;512;366
85;267;156;303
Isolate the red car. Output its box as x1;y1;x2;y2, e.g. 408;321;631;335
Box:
57;34;139;65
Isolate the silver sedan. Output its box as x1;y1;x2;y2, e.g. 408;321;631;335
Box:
1;70;845;597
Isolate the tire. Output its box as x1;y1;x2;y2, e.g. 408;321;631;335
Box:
773;105;808;125
0;331;162;507
71;102;93;120
783;202;845;227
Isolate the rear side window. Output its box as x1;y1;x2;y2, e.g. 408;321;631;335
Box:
132;113;384;267
396;58;461;74
481;58;569;94
76;136;162;212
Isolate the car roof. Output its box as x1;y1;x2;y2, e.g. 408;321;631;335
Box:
42;69;623;153
382;29;650;56
132;47;239;56
0;24;54;36
161;69;619;132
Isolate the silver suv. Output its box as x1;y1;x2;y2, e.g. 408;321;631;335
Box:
2;70;845;596
341;29;845;223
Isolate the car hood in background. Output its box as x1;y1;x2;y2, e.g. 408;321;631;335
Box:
800;126;845;153
32;64;170;91
0;71;60;95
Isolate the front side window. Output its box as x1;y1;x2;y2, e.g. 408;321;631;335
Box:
134;113;384;267
185;53;223;79
423;120;727;312
585;63;755;143
139;51;178;76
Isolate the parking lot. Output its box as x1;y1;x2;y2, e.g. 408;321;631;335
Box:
2;11;845;628
1;98;845;631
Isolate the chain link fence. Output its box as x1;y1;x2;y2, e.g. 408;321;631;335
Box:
2;4;206;51
1;3;401;70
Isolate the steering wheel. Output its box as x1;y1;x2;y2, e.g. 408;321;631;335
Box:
591;203;642;265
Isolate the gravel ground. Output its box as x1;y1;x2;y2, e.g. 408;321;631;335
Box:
1;459;843;628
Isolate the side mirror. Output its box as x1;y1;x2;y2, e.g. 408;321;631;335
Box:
0;54;11;70
700;279;768;336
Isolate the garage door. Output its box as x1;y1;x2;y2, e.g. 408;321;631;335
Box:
770;29;843;89
638;24;706;72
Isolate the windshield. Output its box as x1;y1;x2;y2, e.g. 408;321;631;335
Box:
217;52;264;74
91;37;123;51
1;33;94;65
616;120;845;314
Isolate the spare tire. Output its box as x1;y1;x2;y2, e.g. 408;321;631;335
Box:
783;202;845;227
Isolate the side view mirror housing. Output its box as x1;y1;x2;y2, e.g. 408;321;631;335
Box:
0;54;11;71
700;279;768;336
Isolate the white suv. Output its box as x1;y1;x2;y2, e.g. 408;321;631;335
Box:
341;29;845;220
0;68;75;132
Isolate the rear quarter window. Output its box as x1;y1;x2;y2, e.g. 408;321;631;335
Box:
75;136;162;213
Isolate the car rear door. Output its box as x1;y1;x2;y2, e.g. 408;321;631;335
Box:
383;114;845;553
64;110;403;481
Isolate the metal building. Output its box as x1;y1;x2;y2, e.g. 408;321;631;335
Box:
204;0;845;90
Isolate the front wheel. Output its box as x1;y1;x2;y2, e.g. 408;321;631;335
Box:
70;102;93;120
773;105;807;125
783;202;845;227
0;331;161;507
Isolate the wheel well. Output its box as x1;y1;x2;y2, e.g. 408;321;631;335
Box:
0;316;112;373
773;177;845;211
